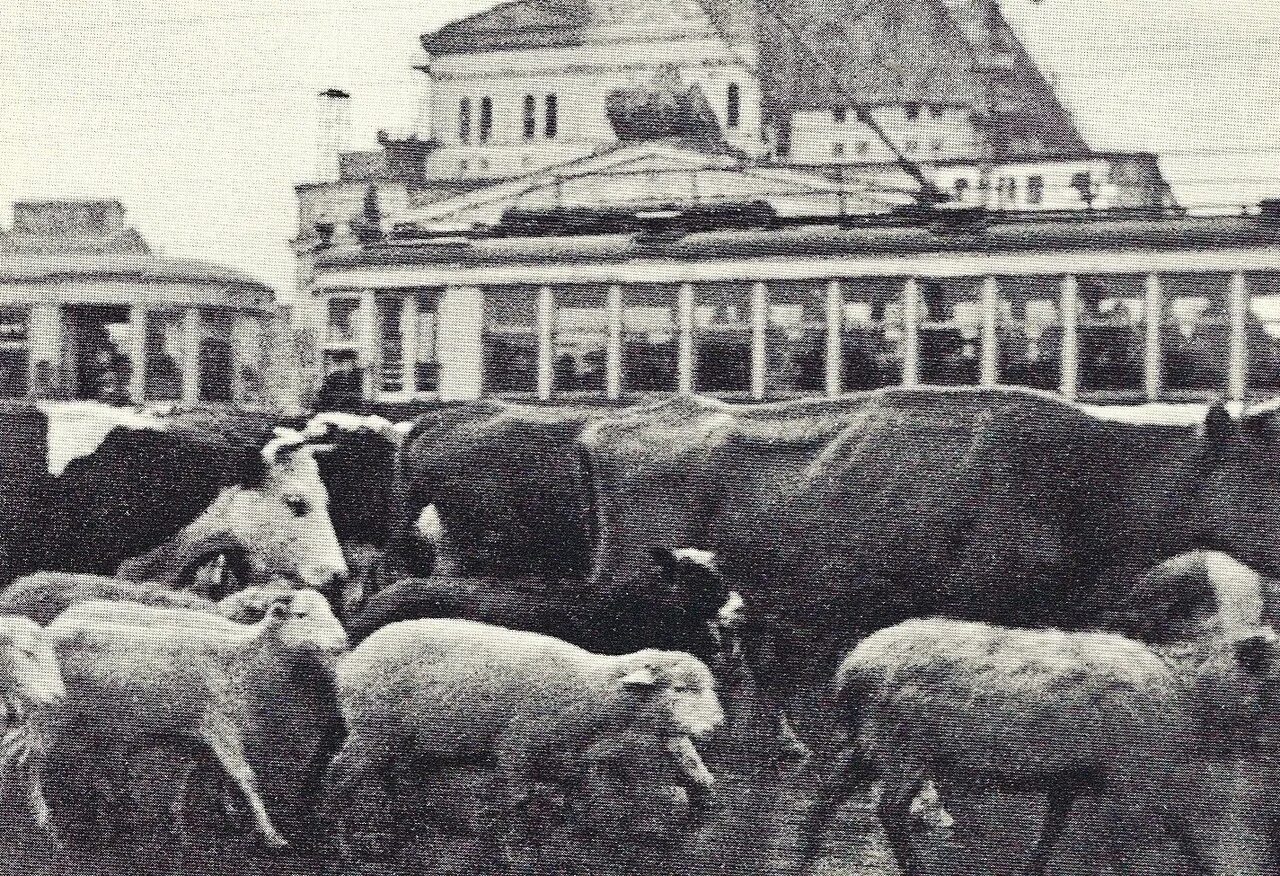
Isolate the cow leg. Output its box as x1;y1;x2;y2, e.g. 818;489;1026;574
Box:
1028;786;1080;876
325;734;400;861
878;773;926;876
197;722;286;849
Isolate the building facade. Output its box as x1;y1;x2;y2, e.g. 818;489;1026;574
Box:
296;0;1202;407
1;200;296;409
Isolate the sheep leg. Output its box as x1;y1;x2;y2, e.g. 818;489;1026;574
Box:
198;725;286;849
1028;786;1079;876
798;744;871;869
878;774;926;876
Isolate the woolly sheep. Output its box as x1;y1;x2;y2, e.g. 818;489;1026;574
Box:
0;572;298;627
0;614;64;831
46;588;348;847
801;617;1280;876
330;618;723;856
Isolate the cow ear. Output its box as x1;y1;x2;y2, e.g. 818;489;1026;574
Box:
239;444;269;488
1233;631;1278;675
647;547;679;576
1203;402;1238;450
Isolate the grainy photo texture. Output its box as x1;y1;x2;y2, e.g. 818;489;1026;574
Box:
3;0;1280;874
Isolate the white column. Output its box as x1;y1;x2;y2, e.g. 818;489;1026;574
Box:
181;308;202;404
980;276;999;387
605;284;623;400
750;282;767;401
1059;275;1080;400
1228;271;1248;404
677;282;695;395
902;278;921;387
401;294;419;397
825;280;843;397
358;287;378;401
1144;273;1162;401
128;306;147;405
436;286;485;401
536;285;555;401
231;313;264;406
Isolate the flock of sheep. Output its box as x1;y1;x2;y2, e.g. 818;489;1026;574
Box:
2;472;1280;873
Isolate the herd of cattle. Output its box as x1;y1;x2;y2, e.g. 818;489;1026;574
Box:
3;388;1280;875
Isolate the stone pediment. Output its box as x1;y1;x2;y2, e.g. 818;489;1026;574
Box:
397;142;914;231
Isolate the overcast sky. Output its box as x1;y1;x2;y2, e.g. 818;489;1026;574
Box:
2;0;1279;300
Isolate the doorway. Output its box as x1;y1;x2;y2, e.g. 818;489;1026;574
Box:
63;305;133;402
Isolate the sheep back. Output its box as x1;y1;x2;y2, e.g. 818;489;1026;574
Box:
339;618;722;767
838;618;1190;789
1;572;218;626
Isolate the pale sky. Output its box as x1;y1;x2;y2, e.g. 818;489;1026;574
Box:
2;1;1279;301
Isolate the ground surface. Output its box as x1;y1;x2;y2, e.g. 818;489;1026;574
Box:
0;747;1219;876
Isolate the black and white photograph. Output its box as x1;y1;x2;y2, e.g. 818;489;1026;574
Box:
3;0;1280;873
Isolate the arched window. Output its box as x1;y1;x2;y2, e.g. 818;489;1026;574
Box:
459;97;472;143
523;95;537;139
545;93;558;139
727;83;741;129
479;96;493;142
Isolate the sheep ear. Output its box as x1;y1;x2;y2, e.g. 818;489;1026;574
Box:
1234;632;1278;675
619;666;659;688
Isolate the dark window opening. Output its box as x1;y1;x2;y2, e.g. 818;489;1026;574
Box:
905;102;921;121
459;97;472;143
545;93;559;139
479;96;493;142
1027;175;1045;205
523;94;536;139
832;106;847;124
727;83;741;129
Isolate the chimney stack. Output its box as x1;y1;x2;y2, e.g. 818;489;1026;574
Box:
316;88;351;182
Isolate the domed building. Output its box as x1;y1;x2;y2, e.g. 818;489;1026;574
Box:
0;199;296;409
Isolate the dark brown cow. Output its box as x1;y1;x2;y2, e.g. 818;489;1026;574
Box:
575;387;1280;738
392;400;633;580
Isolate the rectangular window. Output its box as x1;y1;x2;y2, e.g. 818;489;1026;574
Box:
905;102;921;121
545;93;559;139
479;96;493;142
459;97;472;143
727;83;741;129
832;106;846;124
855;141;870;156
523;94;536;139
833;142;845;157
1027;175;1045;204
0;307;29;399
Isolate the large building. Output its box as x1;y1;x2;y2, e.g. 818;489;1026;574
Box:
0;200;296;409
296;0;1270;410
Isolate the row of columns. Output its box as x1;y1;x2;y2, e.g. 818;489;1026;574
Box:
513;271;1254;403
27;304;254;405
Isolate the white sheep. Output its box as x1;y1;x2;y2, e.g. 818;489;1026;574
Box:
46;588;348;847
1;572;305;630
330;618;724;859
801;617;1279;876
0;614;65;831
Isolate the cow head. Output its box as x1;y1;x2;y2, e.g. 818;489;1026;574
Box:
645;546;745;665
0;615;65;711
176;427;349;600
1197;403;1280;577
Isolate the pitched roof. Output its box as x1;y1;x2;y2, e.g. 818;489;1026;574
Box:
422;0;755;55
756;0;1087;156
756;0;983;111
